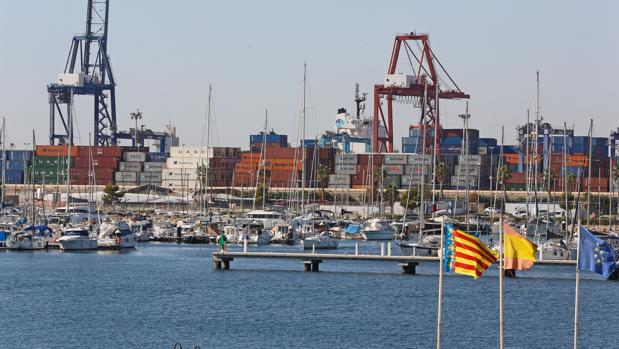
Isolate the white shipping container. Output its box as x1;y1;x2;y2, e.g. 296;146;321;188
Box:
401;175;424;187
339;154;358;165
455;165;480;175
162;168;198;181
383;165;404;175
119;161;142;172
123;152;147;162
170;146;211;159
161;179;198;190
450;177;478;188
140;172;162;181
384;74;416;88
165;157;205;169
383;154;408;165
404;164;431;175
328;174;351;185
58;73;83;87
115;171;138;182
143;162;165;172
407;154;433;165
335;164;357;175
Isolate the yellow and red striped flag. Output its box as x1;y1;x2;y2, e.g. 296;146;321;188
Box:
503;224;537;270
445;224;498;279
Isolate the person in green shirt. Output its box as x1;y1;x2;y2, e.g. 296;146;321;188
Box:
218;232;227;252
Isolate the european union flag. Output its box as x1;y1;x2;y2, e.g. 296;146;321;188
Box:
578;226;617;279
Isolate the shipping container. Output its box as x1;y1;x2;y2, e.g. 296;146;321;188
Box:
335;164;357;175
165;157;205;169
147;152;169;162
383;154;408;165
383;165;404;175
73;157;119;169
77;146;123;158
139;172;162;181
407;154;432;165
328;174;351;185
114;171;138;182
162;169;198;181
35;145;78;157
404;164;431;176
3;170;23;184
6;150;32;162
119;162;142;172
384;175;401;187
0;160;27;171
32;156;71;168
123;151;147;162
143;162;165;172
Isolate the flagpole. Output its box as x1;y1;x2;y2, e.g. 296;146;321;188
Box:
436;220;445;349
573;220;581;349
499;215;504;349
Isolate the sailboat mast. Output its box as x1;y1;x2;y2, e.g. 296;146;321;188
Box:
301;63;307;216
1;117;5;206
31;130;36;224
586;119;593;227
263;109;268;210
204;84;212;214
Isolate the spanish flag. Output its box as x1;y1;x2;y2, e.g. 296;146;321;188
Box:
445;224;498;279
503;224;537;270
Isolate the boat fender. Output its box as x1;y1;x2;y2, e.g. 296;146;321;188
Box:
115;235;121;245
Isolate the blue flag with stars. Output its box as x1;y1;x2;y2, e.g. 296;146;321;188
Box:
578;226;617;279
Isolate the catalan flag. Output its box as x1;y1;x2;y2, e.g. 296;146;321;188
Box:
444;224;498;279
503;224;537;270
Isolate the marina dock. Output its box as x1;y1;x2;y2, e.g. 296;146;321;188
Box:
211;251;576;274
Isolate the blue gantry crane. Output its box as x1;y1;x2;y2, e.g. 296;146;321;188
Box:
48;0;117;146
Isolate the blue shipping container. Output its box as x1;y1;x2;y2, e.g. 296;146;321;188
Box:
147;152;169;162
4;170;23;184
479;138;498;147
6;150;32;162
1;160;26;171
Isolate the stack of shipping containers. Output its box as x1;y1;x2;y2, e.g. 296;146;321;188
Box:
161;146;207;191
1;150;31;184
30;145;74;185
115;150;147;186
70;146;121;185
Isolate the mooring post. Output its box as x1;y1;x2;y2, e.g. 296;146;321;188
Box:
312;244;316;254
223;259;230;270
380;242;385;256
387;241;392;256
355;241;359;256
243;238;248;253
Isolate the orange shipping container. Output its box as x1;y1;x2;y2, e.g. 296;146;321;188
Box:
36;145;78;157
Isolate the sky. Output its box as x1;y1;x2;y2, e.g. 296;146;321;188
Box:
0;0;617;150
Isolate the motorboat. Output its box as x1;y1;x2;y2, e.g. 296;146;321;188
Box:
243;210;286;230
178;221;208;244
58;227;97;250
6;225;53;250
361;219;395;241
128;219;152;242
97;222;137;249
301;231;339;250
238;222;271;245
398;235;441;257
152;221;178;241
537;239;575;261
223;225;241;244
270;225;298;245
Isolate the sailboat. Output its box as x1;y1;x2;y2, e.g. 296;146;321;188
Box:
297;64;338;249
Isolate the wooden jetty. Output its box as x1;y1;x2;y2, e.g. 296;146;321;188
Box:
212;251;576;274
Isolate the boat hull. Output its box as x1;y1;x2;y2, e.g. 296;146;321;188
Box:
6;239;47;250
362;230;394;241
59;238;98;250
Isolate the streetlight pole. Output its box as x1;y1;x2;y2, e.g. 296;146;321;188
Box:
130;109;143;148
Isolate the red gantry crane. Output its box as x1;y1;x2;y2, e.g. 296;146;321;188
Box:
372;32;469;153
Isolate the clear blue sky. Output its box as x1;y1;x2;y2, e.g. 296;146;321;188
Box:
0;0;617;149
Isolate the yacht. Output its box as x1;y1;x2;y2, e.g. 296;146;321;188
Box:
58;227;98;250
270;225;298;245
97;222;137;249
301;231;339;250
6;225;53;250
398;235;441;256
244;210;286;230
128;219;152;242
223;225;242;244
238;222;271;245
152;221;177;242
361;219;395;241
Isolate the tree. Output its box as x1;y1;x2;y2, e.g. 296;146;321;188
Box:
316;164;330;202
383;182;400;214
400;187;420;211
254;182;268;207
102;184;124;207
435;161;447;199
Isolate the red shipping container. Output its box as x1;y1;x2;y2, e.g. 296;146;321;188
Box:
72;157;119;169
77;146;123;158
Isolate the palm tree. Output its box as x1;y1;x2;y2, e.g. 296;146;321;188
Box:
435;161;447;199
497;164;512;211
316;164;330;203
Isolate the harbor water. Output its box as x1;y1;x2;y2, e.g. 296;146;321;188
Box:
1;242;618;348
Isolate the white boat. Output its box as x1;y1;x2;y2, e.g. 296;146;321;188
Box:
301;231;339;250
398;235;441;256
58;227;98;250
361;219;395;241
152;221;177;241
128;220;152;242
244;210;286;230
223;225;241;243
97;222;137;249
538;239;576;261
238;222;271;245
6;225;53;250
